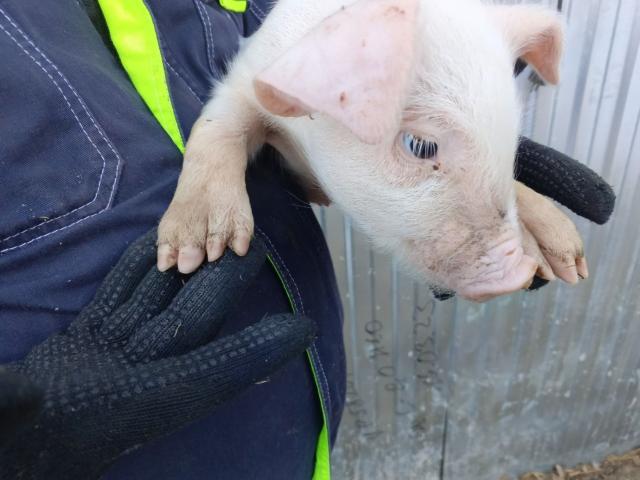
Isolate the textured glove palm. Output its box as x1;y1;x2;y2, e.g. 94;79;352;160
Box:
0;230;315;480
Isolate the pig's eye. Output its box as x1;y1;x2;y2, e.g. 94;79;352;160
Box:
401;133;438;160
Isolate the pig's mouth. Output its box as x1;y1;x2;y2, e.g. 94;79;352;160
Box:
454;237;537;302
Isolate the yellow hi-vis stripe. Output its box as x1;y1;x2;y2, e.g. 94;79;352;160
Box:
97;0;185;153
219;0;247;13
267;254;332;480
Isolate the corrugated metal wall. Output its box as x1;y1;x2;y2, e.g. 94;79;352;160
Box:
325;0;640;478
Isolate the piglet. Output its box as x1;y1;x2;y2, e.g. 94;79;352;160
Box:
157;0;587;302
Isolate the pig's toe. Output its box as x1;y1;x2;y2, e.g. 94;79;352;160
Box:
576;256;589;279
231;232;251;256
537;228;585;285
207;192;254;259
516;182;586;286
544;250;579;285
520;221;555;281
206;235;226;262
537;258;555;282
157;243;178;272
177;245;206;274
157;202;209;273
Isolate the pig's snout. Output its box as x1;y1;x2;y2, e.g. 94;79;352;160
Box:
457;237;538;302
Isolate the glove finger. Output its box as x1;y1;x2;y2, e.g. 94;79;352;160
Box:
98;266;185;343
76;229;160;328
0;369;43;440
172;313;316;402
112;314;316;444
124;237;267;362
515;137;616;224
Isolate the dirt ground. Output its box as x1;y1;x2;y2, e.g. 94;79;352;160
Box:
511;448;640;480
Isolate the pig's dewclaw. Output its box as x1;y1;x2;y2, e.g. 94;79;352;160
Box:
157;186;254;274
516;182;587;286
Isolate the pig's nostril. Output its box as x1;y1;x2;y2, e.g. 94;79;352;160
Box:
506;249;516;256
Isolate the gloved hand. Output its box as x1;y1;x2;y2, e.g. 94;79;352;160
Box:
0;229;316;480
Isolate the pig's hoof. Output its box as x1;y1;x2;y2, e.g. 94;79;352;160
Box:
517;183;588;285
526;211;586;285
541;246;588;285
157;190;254;274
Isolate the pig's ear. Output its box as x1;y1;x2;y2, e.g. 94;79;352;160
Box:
489;5;564;85
253;0;419;145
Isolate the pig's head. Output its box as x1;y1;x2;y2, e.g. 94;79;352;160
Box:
254;0;564;301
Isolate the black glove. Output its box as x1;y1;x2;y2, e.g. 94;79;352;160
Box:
0;229;316;480
515;136;615;226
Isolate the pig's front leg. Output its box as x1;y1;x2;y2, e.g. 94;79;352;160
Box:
157;93;265;274
516;181;589;284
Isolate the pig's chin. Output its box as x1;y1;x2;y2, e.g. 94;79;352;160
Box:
404;236;538;303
